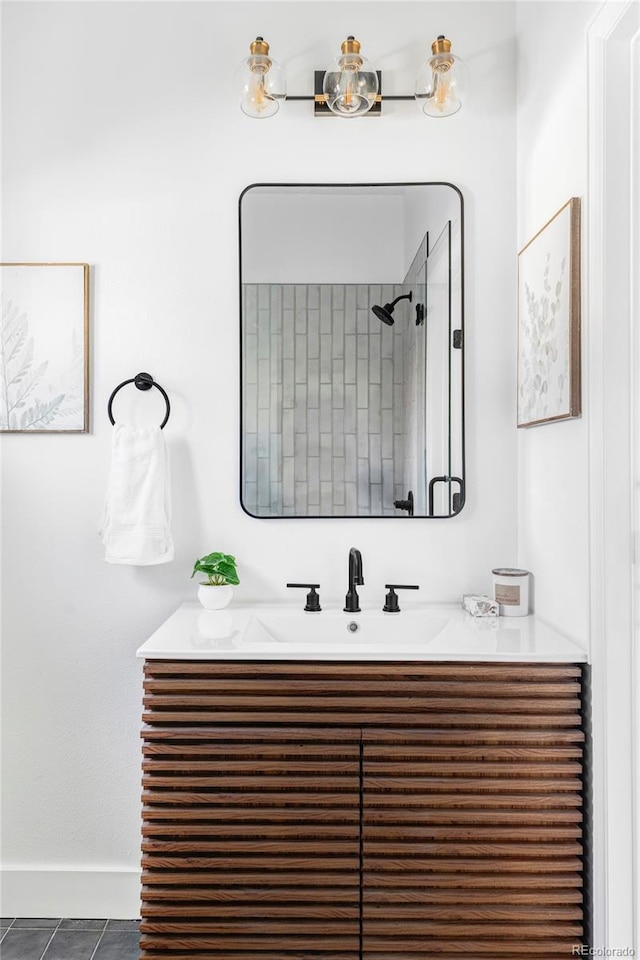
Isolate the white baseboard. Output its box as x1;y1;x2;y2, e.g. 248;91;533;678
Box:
0;869;141;919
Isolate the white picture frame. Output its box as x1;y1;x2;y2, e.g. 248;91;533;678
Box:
0;262;90;433
517;198;581;427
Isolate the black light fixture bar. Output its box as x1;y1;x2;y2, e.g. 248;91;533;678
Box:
287;94;414;102
288;72;418;113
314;70;382;116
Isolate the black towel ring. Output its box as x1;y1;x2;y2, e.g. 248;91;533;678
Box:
107;372;171;429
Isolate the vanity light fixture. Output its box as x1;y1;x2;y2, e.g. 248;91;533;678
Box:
238;34;467;119
238;37;287;119
414;35;469;117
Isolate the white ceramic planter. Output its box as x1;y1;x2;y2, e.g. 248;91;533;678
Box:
197;584;233;610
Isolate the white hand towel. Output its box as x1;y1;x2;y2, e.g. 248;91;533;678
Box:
101;423;174;565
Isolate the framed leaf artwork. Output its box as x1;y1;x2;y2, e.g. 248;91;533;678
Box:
0;263;90;432
517;198;581;427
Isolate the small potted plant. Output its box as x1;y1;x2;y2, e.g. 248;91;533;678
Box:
191;552;239;610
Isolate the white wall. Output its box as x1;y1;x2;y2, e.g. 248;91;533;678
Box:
516;1;598;644
0;1;517;916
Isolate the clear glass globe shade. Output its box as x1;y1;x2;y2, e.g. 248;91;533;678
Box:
323;53;378;117
237;54;286;119
414;52;469;118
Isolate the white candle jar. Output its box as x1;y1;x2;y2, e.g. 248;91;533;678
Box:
492;568;530;617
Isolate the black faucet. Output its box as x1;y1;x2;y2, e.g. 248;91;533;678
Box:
344;548;364;613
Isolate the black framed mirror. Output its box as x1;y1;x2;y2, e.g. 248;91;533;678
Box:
239;182;465;518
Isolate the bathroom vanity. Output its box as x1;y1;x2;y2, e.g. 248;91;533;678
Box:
137;603;589;959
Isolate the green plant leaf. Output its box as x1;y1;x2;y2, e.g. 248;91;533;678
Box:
191;558;214;579
190;552;239;585
215;561;240;585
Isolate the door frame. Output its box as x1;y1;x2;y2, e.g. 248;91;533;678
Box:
586;0;639;948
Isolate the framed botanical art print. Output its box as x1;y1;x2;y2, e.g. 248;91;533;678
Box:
0;262;90;432
517;198;581;427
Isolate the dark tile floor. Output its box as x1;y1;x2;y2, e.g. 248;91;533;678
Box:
0;919;140;960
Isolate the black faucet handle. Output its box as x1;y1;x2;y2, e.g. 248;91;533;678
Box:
383;584;420;613
286;583;322;612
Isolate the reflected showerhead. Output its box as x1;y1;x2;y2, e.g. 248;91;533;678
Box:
372;303;395;325
371;291;413;326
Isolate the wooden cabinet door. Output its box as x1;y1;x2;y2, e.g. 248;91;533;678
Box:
361;663;586;959
141;662;361;960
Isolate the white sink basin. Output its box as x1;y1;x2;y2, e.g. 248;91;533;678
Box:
242;609;449;647
137;601;589;662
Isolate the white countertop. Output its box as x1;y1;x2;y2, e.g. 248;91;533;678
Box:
136;602;588;663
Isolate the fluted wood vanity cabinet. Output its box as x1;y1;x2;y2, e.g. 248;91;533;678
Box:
141;660;588;960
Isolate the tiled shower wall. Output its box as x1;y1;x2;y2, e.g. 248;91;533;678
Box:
242;283;409;516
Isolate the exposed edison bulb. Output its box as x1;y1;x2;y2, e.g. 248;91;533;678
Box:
414;36;469;118
323;37;378;118
238;37;286;119
243;65;276;119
